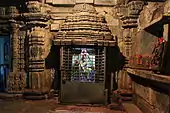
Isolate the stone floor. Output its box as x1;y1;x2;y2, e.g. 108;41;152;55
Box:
0;99;127;113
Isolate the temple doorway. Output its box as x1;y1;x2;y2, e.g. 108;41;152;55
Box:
0;36;10;92
60;46;107;104
52;3;118;104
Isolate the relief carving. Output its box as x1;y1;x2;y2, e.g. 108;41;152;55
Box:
127;1;144;15
7;6;19;14
7;22;27;93
116;1;145;28
29;27;53;59
29;45;44;59
72;3;97;14
7;71;26;93
27;26;54;93
27;1;42;13
54;3;116;46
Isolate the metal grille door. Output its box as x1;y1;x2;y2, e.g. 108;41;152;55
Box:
60;46;106;104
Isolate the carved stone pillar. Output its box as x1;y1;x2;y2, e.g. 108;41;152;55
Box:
7;23;26;93
27;27;54;93
116;0;145;61
10;22;19;71
7;6;26;93
24;0;54;94
115;1;145;94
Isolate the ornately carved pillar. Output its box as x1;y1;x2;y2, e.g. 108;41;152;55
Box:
115;0;145;92
10;22;19;71
27;27;54;93
7;6;26;93
25;0;54;94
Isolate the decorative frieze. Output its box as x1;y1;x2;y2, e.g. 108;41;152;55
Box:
18;30;26;71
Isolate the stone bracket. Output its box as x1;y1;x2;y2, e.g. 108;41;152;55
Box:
116;0;145;28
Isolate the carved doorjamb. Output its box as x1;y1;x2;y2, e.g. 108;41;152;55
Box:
7;20;27;93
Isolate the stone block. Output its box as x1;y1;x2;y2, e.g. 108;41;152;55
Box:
51;23;60;31
46;0;53;4
76;0;94;4
52;0;75;5
163;24;169;41
94;0;117;6
164;0;170;14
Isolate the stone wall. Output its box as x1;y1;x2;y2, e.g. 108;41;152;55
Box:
127;0;170;113
138;2;164;30
131;74;170;113
0;0;122;94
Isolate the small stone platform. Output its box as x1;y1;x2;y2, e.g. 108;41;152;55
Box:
0;93;23;100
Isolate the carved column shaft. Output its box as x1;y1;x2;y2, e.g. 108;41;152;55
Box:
26;27;54;93
10;23;19;71
28;27;45;90
7;22;26;93
6;5;27;93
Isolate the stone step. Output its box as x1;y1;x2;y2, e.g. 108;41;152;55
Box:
123;103;143;113
121;96;132;101
107;103;126;111
0;93;23;100
23;95;47;100
120;93;132;97
111;89;133;102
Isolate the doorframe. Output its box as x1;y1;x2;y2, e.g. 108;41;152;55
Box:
59;46;108;104
0;35;10;92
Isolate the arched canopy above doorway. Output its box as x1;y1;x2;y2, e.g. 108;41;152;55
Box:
53;3;117;46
